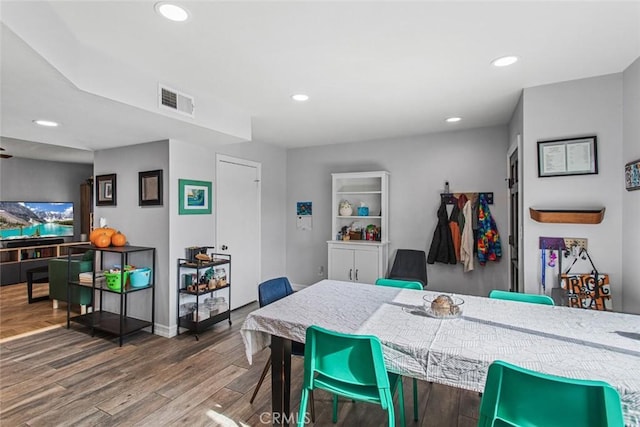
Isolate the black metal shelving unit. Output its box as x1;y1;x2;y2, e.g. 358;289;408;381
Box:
177;247;231;340
66;244;156;346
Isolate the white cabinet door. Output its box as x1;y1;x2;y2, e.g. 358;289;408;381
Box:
329;247;354;281
354;249;379;284
329;245;381;284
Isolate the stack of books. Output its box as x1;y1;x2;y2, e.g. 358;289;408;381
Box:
79;271;106;285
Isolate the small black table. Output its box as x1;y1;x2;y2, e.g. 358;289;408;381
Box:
26;265;50;304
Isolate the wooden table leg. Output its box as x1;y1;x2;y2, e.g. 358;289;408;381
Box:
271;335;292;426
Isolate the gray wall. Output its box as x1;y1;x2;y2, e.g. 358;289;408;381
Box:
93;140;170;326
286;126;510;297
0;157;93;241
522;74;624;309
623;57;640;314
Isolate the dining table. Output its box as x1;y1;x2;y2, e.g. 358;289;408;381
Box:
240;279;640;426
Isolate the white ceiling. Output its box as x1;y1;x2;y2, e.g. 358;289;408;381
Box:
1;1;639;163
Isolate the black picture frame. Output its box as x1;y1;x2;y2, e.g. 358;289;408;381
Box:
139;169;163;206
537;136;598;178
96;174;117;206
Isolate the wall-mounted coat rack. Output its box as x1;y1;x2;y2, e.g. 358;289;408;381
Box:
440;192;494;205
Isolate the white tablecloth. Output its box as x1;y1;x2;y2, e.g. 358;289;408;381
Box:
241;279;640;425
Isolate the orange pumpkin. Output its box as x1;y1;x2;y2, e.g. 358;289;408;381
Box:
111;232;127;247
90;227;115;243
94;233;111;248
89;228;104;244
102;227;116;239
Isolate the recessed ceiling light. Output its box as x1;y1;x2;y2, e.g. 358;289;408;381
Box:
445;117;462;123
291;94;309;102
492;56;519;67
155;2;190;22
33;119;59;127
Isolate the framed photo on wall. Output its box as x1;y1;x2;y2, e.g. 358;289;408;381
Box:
96;174;117;206
625;159;640;191
537;136;598;178
139;169;163;206
178;179;212;215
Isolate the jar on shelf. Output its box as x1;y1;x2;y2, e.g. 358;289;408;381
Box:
179;302;196;318
214;268;227;287
212;297;228;315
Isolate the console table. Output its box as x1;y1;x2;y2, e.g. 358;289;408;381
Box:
0;241;85;285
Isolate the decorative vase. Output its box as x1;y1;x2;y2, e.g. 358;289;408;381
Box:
339;201;353;216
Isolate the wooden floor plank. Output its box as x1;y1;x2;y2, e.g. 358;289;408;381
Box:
421;382;461;427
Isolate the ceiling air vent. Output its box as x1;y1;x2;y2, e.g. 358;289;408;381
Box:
159;84;194;117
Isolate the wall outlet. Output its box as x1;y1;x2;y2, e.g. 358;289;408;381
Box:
563;238;588;251
318;266;325;277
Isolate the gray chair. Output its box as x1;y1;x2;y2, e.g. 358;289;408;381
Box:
388;249;428;287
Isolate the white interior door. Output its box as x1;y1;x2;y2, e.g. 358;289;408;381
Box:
216;155;261;309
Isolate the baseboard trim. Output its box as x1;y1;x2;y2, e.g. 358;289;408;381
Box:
153;323;174;338
290;282;309;292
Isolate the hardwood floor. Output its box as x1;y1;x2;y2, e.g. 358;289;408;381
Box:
0;283;480;426
0;282;71;341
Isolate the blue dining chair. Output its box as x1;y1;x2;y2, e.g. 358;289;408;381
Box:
250;277;313;420
297;325;406;427
375;277;421;420
479;360;624;427
488;289;555;305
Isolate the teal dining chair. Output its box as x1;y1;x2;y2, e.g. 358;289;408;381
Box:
375;277;422;420
479;360;624;427
375;278;423;290
488;289;554;305
297;325;406;427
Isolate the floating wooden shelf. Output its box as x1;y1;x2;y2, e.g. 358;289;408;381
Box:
529;207;605;224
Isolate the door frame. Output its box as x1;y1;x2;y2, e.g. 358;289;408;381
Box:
506;134;523;292
215;154;262;299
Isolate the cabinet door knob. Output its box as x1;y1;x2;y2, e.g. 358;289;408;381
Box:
355;269;359;281
349;269;353;281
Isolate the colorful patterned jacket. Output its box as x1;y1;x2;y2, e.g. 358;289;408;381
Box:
477;194;502;265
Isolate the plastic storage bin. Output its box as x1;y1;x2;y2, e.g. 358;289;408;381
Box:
105;271;130;291
129;268;151;288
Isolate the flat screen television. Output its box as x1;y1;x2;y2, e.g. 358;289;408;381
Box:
0;202;74;241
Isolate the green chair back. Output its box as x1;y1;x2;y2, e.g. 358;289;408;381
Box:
488;289;554;305
375;278;423;290
479;360;624;427
297;325;406;427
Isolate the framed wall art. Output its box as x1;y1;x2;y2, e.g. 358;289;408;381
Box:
96;174;117;206
537;136;598;178
625;159;640;191
139;169;163;206
178;179;212;215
